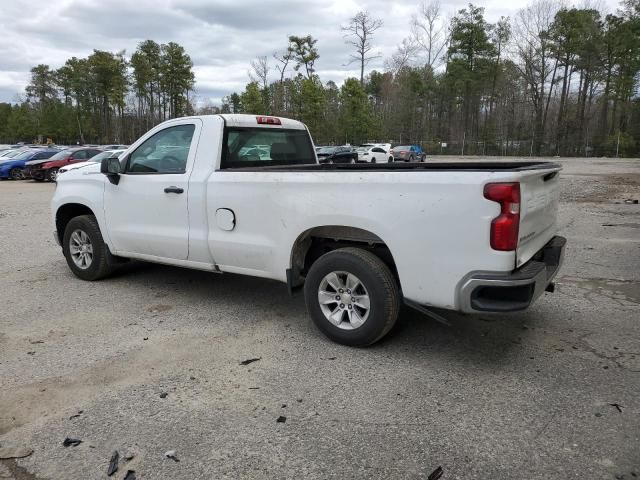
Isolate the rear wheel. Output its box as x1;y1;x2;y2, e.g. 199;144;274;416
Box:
63;215;116;281
388;156;393;163
371;157;377;163
304;248;400;346
10;168;23;180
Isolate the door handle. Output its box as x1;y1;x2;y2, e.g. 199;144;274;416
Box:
164;186;184;194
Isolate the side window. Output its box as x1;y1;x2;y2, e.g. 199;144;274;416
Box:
127;124;195;174
372;147;385;153
73;151;89;160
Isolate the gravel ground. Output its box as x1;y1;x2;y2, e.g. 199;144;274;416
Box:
0;157;639;480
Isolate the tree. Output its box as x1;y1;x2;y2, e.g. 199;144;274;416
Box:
288;35;319;80
342;11;384;85
411;1;448;69
339;78;375;143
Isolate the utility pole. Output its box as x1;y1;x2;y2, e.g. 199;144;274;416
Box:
461;132;465;156
616;130;621;158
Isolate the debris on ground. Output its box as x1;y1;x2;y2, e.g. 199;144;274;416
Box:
0;446;33;459
26;351;35;355
123;470;136;480
323;357;337;360
281;404;287;408
107;451;119;476
159;392;168;399
124;450;136;461
164;450;179;462
69;411;83;420
240;357;261;366
29;340;44;344
623;199;638;204
276;416;287;423
428;466;444;480
609;403;623;413
62;438;82;447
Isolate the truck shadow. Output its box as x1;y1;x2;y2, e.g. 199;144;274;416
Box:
111;260;533;367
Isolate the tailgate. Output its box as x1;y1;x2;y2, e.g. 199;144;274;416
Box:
516;166;562;267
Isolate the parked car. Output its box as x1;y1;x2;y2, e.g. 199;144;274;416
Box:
317;146;358;164
26;148;102;181
0;149;60;180
390;145;426;162
356;145;393;163
52;114;565;346
58;149;126;176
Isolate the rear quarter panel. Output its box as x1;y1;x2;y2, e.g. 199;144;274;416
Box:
207;170;522;309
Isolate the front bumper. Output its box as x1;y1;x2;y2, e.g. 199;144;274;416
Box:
458;236;566;313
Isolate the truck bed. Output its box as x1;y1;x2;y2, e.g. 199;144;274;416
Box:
222;161;561;172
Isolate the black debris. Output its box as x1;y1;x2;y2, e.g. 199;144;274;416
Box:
123;470;136;480
159;392;168;399
609;403;623;413
240;358;261;366
276;416;287;423
248;387;260;390
189;376;196;380
27;351;35;355
143;337;148;341
428;466;444;480
296;398;303;403
69;411;83;420
29;340;44;344
62;438;82;447
107;451;119;476
281;404;287;408
595;412;603;417
324;357;337;360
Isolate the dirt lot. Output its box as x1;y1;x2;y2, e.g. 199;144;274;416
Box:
0;157;639;480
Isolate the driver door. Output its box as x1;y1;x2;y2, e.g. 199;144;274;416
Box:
103;120;201;260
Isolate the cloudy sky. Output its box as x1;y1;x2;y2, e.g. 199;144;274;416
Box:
0;0;620;105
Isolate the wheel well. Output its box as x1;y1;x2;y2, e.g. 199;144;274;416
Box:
289;226;399;289
55;204;95;244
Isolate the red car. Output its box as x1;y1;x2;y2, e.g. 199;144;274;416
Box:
27;148;103;181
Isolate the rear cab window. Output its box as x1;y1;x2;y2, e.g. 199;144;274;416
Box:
221;127;316;169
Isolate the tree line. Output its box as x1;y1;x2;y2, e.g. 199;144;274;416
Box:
0;40;195;145
216;0;639;156
1;0;638;156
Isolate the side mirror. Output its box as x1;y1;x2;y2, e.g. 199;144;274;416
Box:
101;157;122;185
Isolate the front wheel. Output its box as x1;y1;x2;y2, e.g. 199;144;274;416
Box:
63;215;116;281
46;168;59;182
10;168;23;180
304;248;400;346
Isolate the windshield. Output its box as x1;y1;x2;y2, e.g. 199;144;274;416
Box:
221;128;316;169
90;150;123;162
317;147;338;154
48;150;73;160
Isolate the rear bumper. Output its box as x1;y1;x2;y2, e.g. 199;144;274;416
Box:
458;236;566;313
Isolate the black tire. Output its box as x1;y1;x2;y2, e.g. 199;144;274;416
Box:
46;168;59;182
10;167;23;180
62;215;116;281
371;157;377;163
304;247;400;346
388;156;393;163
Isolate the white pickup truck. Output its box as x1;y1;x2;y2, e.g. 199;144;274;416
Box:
51;114;566;346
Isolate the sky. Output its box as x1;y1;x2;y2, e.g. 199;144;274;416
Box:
0;0;621;106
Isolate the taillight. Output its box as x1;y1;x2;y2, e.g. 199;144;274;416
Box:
484;182;520;251
256;116;281;125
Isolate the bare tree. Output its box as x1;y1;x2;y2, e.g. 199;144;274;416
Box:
411;1;448;69
342;11;384;85
273;49;293;83
513;0;563;154
384;37;418;74
248;56;270;90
